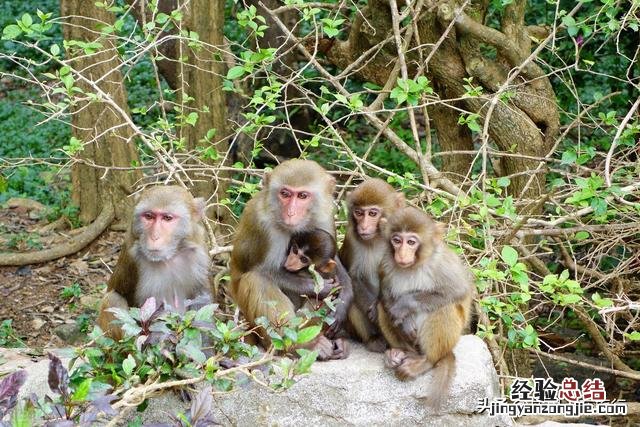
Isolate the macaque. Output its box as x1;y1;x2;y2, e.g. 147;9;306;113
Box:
284;229;353;337
338;178;405;351
230;159;351;360
377;207;473;407
97;186;210;340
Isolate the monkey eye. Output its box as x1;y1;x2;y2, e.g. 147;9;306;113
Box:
279;189;291;198
162;214;174;221
300;256;309;264
391;236;402;245
143;212;154;220
298;192;309;200
408;239;417;246
369;210;378;217
354;209;364;217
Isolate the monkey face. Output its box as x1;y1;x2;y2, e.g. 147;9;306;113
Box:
277;186;314;229
353;206;382;240
284;243;310;272
136;210;185;261
390;232;421;268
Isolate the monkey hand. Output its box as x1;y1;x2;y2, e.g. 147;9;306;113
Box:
324;302;348;339
316;277;339;300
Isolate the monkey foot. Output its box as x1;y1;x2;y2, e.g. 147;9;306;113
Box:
314;336;350;360
395;356;432;381
384;348;407;368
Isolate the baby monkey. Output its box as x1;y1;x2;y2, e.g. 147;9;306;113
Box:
377;207;474;407
284;229;353;340
284;229;337;278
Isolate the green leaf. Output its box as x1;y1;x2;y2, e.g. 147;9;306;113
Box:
561;150;577;165
501;246;518;267
71;378;92;401
155;13;170;24
625;331;640;341
21;13;33;28
122;354;136;376
296;325;322;344
574;231;590;241
496;177;510;188
294;349;318;374
226;66;245;80
2;24;21;40
185;112;198;126
50;44;60;56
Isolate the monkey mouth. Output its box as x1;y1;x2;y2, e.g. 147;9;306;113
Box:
358;232;376;241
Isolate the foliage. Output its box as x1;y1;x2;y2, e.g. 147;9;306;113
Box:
0;298;322;424
0;320;26;348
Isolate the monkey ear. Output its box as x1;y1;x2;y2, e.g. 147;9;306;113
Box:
193;197;206;221
394;192;406;208
326;176;336;194
319;259;336;274
434;222;446;240
263;171;271;188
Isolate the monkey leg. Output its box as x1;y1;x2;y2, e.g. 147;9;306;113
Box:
347;304;374;341
233;271;297;327
376;302;409;349
97;291;129;341
418;304;465;364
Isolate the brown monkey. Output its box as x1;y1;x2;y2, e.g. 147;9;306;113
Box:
230;159;351;360
97;186;210;340
284;229;353;337
377;206;473;407
284;229;338;276
338;178;405;351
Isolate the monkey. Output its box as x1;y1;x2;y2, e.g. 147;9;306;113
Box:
97;186;211;340
283;229;353;338
376;206;474;408
338;178;405;352
284;229;338;277
230;159;352;360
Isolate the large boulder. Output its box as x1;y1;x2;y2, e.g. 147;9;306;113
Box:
7;336;514;425
143;335;512;426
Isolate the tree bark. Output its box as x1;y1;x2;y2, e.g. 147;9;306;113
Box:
181;0;229;217
61;0;142;226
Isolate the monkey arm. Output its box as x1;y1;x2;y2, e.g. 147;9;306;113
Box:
272;268;336;299
325;257;353;338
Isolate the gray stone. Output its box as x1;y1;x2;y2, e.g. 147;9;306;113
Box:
52;323;84;344
143;335;513;426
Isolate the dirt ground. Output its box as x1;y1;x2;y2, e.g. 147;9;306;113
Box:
0;204;121;348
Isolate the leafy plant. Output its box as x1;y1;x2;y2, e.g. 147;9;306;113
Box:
61;283;83;300
0;319;26;348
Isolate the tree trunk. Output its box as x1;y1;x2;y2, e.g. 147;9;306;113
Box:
61;0;141;226
181;0;229;221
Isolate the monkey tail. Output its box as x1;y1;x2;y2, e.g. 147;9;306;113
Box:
424;352;455;411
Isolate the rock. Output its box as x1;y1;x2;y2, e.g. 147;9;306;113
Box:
6;197;46;213
79;294;101;308
41;305;55;313
30;318;46;330
52;323;84;344
142;335;513;426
